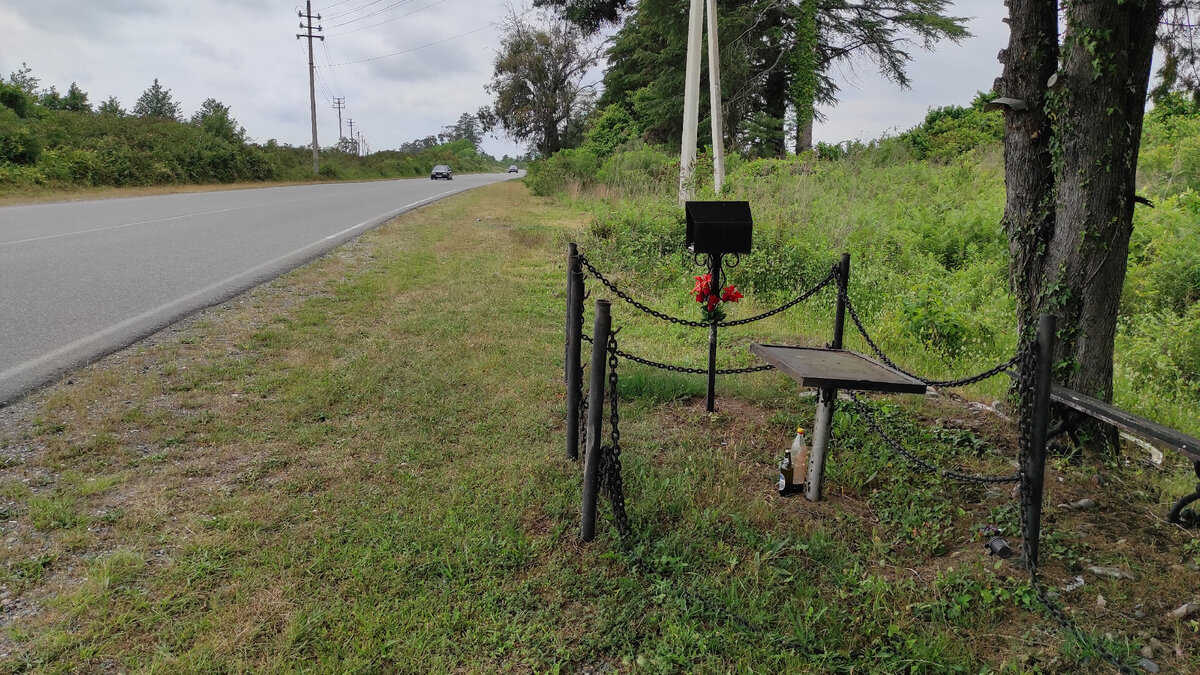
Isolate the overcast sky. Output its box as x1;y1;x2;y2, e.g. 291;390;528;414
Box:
1;1;1009;159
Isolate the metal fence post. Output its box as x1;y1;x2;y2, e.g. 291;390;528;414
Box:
706;253;722;413
806;253;850;501
1024;313;1056;570
565;244;583;461
581;299;611;542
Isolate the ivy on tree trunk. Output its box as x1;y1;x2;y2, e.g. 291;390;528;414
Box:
998;0;1164;448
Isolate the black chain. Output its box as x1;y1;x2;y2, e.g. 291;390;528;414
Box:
599;333;632;540
579;254;713;327
848;393;1019;484
615;347;776;375
584;333;775;375
718;264;839;326
578;253;837;329
1012;340;1136;674
843;292;1024;388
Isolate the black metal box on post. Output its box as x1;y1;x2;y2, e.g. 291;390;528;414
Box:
685;201;753;255
684;201;753;412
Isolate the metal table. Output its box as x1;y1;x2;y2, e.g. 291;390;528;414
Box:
750;344;926;500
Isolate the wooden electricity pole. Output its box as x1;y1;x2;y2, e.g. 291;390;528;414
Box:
678;0;704;204
679;0;726;202
332;96;345;141
706;0;725;194
297;0;323;175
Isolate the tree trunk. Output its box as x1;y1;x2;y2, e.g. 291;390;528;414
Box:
995;0;1058;338
762;5;787;158
1001;0;1163;451
1048;0;1161;409
791;0;817;155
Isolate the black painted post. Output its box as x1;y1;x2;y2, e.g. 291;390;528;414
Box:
833;253;850;350
806;254;850;501
581;299;611;542
565;244;583;461
706;253;722;413
1024;313;1056;570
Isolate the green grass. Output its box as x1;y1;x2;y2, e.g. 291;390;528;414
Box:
0;181;1195;673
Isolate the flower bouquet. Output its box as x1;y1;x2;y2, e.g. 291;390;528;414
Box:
692;273;743;323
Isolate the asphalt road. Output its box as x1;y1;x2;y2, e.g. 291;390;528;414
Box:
0;171;520;405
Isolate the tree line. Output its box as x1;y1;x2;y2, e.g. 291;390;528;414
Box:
0;64;507;188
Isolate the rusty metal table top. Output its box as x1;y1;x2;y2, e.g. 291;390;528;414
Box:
749;344;927;394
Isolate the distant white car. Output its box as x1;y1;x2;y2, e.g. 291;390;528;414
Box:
508;165;519;173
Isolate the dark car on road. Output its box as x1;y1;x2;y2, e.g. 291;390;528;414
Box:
430;164;452;180
508;165;519;173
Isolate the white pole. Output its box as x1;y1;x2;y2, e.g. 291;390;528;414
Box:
706;0;725;195
679;0;704;204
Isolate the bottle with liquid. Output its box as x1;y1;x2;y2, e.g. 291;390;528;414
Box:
791;427;808;479
778;427;807;496
777;447;794;496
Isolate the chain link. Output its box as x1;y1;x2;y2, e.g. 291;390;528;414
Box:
848;393;1019;484
584;333;775;375
719;264;839;326
578;253;837;329
843;292;1024;388
599;333;632;540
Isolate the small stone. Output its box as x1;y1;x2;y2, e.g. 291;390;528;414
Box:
1149;638;1164;650
1186;560;1200;573
1087;565;1135;580
1073;498;1097;510
1139;657;1160;673
1097;594;1107;609
1134;604;1146;618
1166;601;1200;621
1063;576;1085;593
1141;645;1154;659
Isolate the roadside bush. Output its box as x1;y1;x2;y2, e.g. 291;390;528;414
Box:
900;93;1003;162
524;148;599;196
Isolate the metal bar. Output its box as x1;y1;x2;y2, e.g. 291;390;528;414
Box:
805;388;834;500
566;244;583;461
1024;313;1056;569
581;299;611;542
833;253;850;350
806;255;849;501
706;253;721;412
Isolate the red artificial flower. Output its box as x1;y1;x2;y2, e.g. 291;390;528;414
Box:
693;274;712;302
706;294;720;311
721;285;743;303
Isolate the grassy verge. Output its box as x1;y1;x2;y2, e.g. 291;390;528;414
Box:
0;181;1196;672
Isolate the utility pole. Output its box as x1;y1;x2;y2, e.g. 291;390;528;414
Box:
296;1;323;176
706;0;725;194
332;96;345;141
678;0;703;204
357;130;365;157
347;118;356;154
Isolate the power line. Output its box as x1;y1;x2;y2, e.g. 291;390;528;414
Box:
321;0;387;21
324;0;417;29
327;22;494;65
320;41;346;97
313;0;356;13
325;0;448;37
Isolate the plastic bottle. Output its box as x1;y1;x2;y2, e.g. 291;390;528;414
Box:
778;427;807;496
791;427;808;479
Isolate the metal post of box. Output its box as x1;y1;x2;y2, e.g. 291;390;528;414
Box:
684;201;753;412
